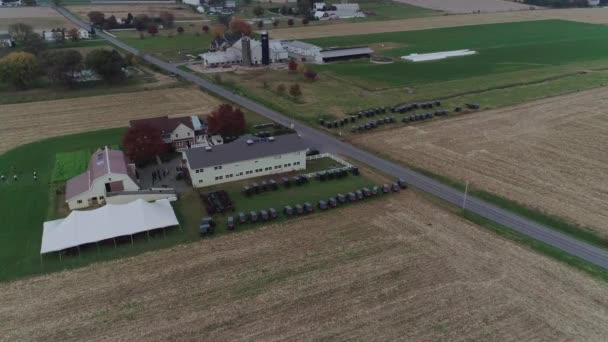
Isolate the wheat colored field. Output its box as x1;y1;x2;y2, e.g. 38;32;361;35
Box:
353;87;608;237
395;0;537;13
0;7;74;33
1;193;607;340
0;88;220;153
271;8;608;39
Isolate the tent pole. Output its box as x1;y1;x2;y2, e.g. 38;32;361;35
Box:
113;238;117;249
59;251;62;261
147;230;150;242
163;227;166;238
77;245;81;257
130;235;134;245
96;242;100;253
40;254;43;268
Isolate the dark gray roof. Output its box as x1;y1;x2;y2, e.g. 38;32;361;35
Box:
320;46;373;58
185;133;307;169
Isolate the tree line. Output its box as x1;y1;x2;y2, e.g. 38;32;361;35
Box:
87;10;175;31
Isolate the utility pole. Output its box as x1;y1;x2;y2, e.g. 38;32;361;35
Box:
462;181;469;211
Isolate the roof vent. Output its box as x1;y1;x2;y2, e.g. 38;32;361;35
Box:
205;146;212;152
246;139;254;145
268;136;275;142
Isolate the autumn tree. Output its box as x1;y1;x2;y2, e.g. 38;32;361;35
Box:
276;83;286;96
289;83;302;98
207;104;246;136
0;52;39;89
85;49;126;82
229;17;252;36
122;125;169;164
40;49;83;86
133;14;150;31
288;60;298;72
303;68;317;81
302;18;309;25
287;18;294;26
66;28;80;42
20;32;45;56
211;25;226;39
202;24;210;33
87;11;105;26
159;11;175;27
147;24;159;36
8;23;33;43
253;5;264;17
272;19;280;28
177;26;185;34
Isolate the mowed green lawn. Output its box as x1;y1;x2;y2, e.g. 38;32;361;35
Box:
308;20;608;87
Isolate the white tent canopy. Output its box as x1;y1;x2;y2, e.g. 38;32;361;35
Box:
41;199;179;254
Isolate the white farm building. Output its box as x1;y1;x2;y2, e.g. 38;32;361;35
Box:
200;37;288;67
184;134;307;188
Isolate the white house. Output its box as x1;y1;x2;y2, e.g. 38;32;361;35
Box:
77;28;91;39
129;115;223;151
313;2;326;11
0;0;22;6
65;147;140;210
42;30;64;42
184;134;307;188
0;34;15;48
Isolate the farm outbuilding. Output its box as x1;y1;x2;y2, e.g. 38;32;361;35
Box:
319;47;374;63
41;199;178;255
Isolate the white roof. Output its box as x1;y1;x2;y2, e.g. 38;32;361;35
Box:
40;199;179;254
283;40;321;51
320;47;373;59
401;49;477;62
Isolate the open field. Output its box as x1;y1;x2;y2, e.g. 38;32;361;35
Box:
114;30;213;62
0;87;221;153
66;4;203;21
270;8;608;39
0;7;75;33
395;0;537;13
2;193;608;340
353;86;608;239
217;20;608;127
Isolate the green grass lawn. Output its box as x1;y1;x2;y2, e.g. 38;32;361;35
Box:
114;31;213;62
50;150;90;183
308;20;608;87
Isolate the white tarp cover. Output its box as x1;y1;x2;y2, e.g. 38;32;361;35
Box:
41;199;179;254
401;49;477;62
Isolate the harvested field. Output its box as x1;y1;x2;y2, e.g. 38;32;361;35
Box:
353;87;608;237
270;8;608;39
0;7;74;33
1;193;608;340
0;87;220;153
395;0;537;13
66;4;202;20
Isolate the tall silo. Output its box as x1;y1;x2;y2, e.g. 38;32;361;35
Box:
241;36;252;66
261;31;270;65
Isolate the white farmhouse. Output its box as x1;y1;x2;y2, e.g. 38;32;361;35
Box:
65;147;140;210
282;40;322;61
77;28;91;39
129;115;223;152
184;134;307;188
200;37;288;67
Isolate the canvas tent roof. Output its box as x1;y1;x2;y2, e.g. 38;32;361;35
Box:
40;199;179;254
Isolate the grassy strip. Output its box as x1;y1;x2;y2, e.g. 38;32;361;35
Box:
461;210;608;282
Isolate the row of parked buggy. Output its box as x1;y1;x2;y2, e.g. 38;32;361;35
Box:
200;179;409;236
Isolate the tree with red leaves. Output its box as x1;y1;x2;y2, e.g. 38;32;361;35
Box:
207;104;246;137
229;17;252;36
289;83;302;98
147;24;159;36
287;18;294;26
288;60;298;72
303;68;317;81
202;24;210;33
122;124;169;164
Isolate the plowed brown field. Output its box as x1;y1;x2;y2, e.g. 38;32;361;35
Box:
353;87;608;237
0;88;220;153
1;193;607;340
271;8;608;39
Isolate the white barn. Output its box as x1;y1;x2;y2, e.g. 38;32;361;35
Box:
65;147;140;210
184;134;307;188
200;37;288;67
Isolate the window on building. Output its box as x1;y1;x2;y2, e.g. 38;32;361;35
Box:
187;132;191;136
195;170;199;173
175;133;179;138
199;180;203;183
77;200;82;204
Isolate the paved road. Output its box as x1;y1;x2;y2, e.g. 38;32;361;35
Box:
56;7;608;269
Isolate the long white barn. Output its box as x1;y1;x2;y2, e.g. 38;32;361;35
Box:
183;134;307;187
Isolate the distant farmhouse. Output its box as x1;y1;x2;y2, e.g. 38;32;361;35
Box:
0;34;16;48
129;115;223;152
184;133;307;188
313;2;365;20
0;0;22;6
65;147;140;210
42;28;90;42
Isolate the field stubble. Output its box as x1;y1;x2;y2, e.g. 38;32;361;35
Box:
353;87;608;237
1;193;607;340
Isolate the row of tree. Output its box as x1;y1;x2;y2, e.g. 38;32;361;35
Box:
87;11;175;31
122;104;246;163
0;48;127;89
